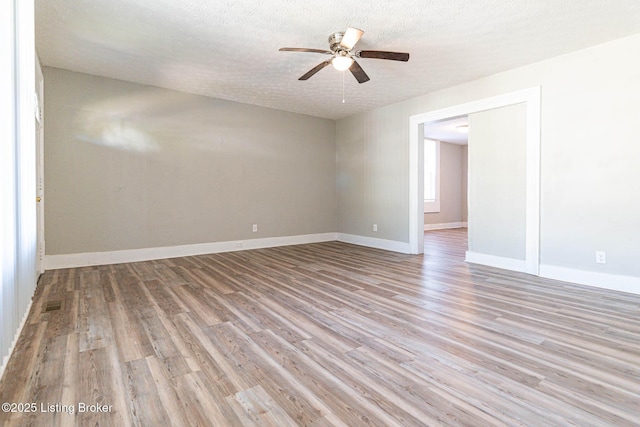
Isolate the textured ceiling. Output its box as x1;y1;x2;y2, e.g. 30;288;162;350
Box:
425;117;469;145
36;0;640;120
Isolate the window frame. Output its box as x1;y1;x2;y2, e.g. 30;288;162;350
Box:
423;138;441;213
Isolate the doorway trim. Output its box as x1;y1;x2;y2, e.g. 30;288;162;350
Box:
409;86;541;275
35;68;44;276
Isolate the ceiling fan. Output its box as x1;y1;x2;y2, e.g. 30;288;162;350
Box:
279;27;410;84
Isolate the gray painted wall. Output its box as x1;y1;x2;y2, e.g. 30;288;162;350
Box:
336;103;437;243
44;68;336;255
336;108;407;238
424;142;467;225
468;105;526;260
336;33;640;277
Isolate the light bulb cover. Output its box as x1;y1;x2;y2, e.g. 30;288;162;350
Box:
332;56;354;71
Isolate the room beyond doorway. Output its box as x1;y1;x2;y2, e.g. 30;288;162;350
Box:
423;117;468;233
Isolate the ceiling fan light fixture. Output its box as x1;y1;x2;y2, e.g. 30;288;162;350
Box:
332;55;354;71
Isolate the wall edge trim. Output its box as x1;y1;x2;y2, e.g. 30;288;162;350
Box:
465;251;527;273
45;233;338;269
337;233;411;254
540;264;640;295
424;222;468;231
0;299;33;382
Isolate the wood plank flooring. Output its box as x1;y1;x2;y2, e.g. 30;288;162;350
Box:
1;228;639;426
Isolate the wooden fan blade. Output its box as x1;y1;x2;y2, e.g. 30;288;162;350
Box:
299;60;332;80
340;27;364;50
279;47;333;55
349;60;370;84
357;50;410;61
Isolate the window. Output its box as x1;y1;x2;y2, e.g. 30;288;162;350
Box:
424;139;440;213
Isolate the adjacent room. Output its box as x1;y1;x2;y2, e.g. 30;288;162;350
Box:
2;0;639;425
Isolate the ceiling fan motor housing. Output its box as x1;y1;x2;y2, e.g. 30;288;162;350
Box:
329;32;345;53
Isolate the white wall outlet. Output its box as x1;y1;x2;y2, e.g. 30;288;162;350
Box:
235;242;243;249
252;224;258;232
595;251;606;264
373;224;378;232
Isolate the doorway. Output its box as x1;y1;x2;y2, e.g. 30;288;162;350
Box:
409;87;541;275
422;117;469;261
423;117;469;232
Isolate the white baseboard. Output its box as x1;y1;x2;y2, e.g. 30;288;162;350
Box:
540;265;640;295
45;233;338;269
424;222;468;231
465;251;527;273
337;233;411;254
0;299;33;382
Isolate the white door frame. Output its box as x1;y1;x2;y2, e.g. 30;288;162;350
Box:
35;72;44;275
409;87;541;275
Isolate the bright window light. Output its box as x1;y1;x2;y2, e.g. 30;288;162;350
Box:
424;139;440;213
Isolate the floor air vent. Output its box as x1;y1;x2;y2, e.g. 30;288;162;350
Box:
43;300;63;312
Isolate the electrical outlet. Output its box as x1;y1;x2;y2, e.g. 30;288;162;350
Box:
595;251;606;264
235;242;243;249
373;224;378;232
252;224;258;232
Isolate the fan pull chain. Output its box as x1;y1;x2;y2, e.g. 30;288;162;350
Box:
342;71;346;103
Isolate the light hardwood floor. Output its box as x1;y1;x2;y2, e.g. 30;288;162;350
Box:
1;229;639;426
